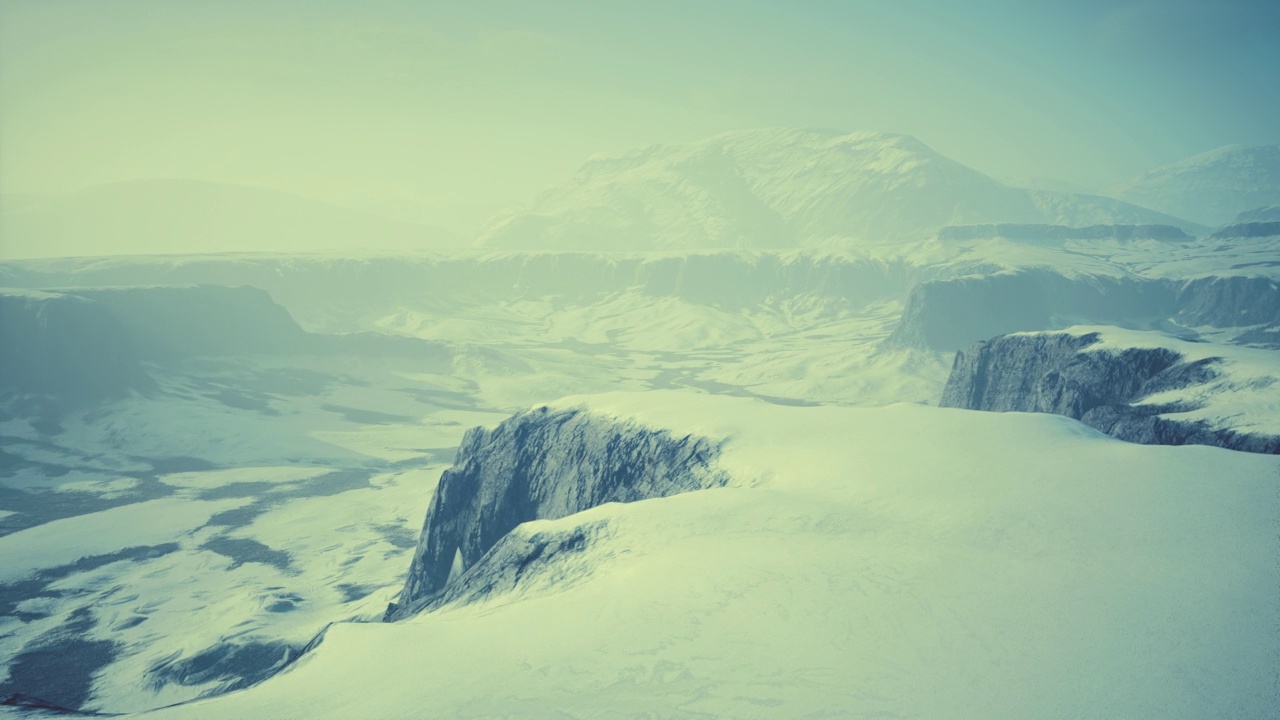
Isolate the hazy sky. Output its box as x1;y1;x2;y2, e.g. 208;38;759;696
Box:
2;0;1277;234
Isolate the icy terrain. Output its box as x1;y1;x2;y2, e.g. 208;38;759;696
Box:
1;129;1278;716
136;393;1280;719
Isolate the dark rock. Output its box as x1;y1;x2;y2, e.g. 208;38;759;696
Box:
386;406;728;620
940;331;1279;453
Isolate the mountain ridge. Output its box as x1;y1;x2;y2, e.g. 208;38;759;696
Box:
476;128;1200;251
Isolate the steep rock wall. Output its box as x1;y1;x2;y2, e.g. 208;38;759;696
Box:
386;406;728;620
940;331;1279;453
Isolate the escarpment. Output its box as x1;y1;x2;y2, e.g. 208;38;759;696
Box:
940;330;1280;453
386;406;729;620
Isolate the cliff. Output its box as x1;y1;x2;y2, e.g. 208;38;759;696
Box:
386;405;729;620
940;329;1280;453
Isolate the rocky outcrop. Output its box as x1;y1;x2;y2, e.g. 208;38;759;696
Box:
386;406;729;620
937;223;1190;243
940;331;1280;453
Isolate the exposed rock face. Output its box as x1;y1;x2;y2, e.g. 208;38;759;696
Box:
940;333;1181;415
940;332;1279;453
937;223;1190;243
386;406;729;620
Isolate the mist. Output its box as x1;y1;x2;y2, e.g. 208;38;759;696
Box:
2;0;1277;257
1;3;1278;717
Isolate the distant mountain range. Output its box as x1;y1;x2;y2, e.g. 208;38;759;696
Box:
1109;144;1280;227
5;133;1277;259
476;128;1200;251
0;179;461;259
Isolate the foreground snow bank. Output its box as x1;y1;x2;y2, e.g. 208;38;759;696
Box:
134;392;1279;720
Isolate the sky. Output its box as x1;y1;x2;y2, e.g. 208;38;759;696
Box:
1;0;1277;239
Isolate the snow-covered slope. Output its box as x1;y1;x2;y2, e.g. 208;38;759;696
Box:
1110;145;1280;227
940;327;1280;452
134;392;1280;719
476;128;1196;250
3;239;1278;715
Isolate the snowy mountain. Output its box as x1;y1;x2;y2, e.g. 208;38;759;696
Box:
0;179;461;259
475;128;1197;250
2;133;1279;716
1109;145;1280;227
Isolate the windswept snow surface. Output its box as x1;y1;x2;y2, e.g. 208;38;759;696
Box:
138;392;1279;720
0;355;503;712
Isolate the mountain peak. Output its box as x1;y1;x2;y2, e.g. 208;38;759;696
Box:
1110;145;1280;226
477;128;1195;251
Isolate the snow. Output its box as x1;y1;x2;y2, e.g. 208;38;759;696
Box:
2;186;1278;715
159;467;330;492
475;128;1190;251
0;497;251;583
135;393;1280;720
